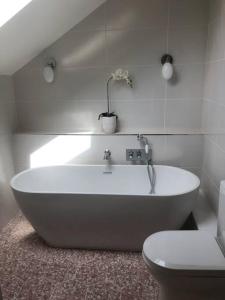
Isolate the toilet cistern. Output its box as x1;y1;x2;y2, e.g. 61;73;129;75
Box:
104;149;111;161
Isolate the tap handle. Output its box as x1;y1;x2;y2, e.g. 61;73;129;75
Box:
137;134;143;141
137;150;142;159
129;151;134;159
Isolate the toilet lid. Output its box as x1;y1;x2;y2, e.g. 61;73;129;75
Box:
143;231;225;271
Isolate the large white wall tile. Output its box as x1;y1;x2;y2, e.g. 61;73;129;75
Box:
0;76;15;102
72;4;106;31
166;99;202;131
165;135;203;168
169;0;208;28
201;100;220;138
106;0;168;30
168;26;207;63
167;64;205;99
0;101;17;135
112;100;165;131
206;18;225;61
204;61;225;103
106;29;167;66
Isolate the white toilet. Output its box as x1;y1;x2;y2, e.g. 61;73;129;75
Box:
143;181;225;300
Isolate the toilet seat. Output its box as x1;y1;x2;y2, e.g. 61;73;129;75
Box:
143;231;225;275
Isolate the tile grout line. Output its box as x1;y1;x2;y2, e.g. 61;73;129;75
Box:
163;0;170;131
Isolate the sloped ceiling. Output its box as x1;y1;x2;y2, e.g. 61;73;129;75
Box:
0;0;105;75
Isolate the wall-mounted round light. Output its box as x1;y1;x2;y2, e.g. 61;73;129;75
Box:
43;58;56;83
161;54;174;81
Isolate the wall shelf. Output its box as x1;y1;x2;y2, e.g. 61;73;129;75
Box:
15;129;204;136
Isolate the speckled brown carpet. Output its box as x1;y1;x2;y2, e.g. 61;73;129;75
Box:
0;214;159;300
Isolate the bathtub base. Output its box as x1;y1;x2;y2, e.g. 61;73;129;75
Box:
16;192;197;251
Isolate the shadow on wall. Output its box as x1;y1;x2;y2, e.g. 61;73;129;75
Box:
58;7;136;68
30;136;91;168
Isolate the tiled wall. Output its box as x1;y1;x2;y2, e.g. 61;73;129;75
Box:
12;0;209;208
13;134;203;178
0;76;18;229
14;0;208;133
201;0;225;213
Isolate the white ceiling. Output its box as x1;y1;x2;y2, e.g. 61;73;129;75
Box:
0;0;105;75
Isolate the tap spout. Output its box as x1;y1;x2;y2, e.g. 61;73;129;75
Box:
104;149;111;160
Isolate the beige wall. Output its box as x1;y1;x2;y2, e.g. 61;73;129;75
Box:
13;134;203;179
0;76;18;229
201;0;225;212
14;0;208;134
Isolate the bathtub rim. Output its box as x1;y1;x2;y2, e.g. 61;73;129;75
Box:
10;164;200;197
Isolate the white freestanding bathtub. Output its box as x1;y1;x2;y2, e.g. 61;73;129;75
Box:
11;165;200;251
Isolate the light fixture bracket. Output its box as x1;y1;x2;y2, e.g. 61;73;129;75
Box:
161;54;173;65
46;58;57;69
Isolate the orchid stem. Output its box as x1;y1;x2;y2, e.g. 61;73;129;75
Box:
107;76;113;116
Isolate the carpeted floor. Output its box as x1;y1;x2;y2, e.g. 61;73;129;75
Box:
0;214;159;300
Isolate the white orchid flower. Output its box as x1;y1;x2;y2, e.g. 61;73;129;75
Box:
99;68;133;118
112;68;129;80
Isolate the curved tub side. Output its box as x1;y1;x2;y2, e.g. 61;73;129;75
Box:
12;187;199;251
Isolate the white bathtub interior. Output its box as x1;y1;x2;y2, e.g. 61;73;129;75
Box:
11;165;200;196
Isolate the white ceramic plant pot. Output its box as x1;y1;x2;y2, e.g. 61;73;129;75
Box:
101;116;117;134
